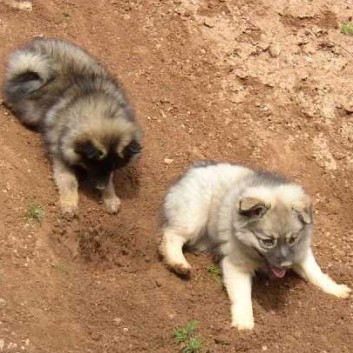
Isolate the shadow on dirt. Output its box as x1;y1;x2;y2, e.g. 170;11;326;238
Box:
253;272;302;311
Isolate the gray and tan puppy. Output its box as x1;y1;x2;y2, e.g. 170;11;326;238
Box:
3;38;141;216
160;162;351;330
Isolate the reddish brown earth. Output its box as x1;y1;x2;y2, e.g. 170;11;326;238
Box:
0;0;352;352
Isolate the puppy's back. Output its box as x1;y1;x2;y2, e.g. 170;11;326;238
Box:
29;38;105;77
2;38;108;127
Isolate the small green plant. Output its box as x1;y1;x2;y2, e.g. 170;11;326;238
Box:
163;85;171;93
51;263;69;275
24;203;45;225
174;320;202;353
62;11;70;18
341;23;353;36
174;320;197;343
207;265;222;285
183;337;202;353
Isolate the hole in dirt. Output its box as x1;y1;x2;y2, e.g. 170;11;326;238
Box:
253;271;302;311
49;215;142;270
77;227;129;263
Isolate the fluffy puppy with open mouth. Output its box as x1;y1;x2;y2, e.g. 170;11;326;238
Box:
160;161;351;330
3;38;141;216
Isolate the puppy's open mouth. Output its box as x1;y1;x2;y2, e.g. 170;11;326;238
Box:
269;264;286;278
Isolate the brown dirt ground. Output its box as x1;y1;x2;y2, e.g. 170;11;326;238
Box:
0;0;352;352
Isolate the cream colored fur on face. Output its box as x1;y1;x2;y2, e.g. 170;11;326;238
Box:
160;163;351;330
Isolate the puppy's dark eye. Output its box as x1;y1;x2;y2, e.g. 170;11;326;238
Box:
75;140;103;160
259;238;276;248
125;140;142;156
288;234;298;245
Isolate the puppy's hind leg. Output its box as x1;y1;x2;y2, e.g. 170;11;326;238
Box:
160;228;192;276
294;248;351;298
102;172;121;214
53;159;79;218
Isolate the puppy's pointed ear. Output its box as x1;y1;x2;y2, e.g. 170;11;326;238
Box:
292;195;312;224
239;197;270;218
75;140;106;160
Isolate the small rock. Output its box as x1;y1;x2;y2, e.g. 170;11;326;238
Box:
123;327;129;333
203;18;216;28
155;279;162;287
164;158;174;164
214;337;230;345
258;38;271;51
191;147;206;159
297;36;310;46
269;43;281;58
19;0;32;10
262;346;268;351
224;118;232;126
233;68;248;79
5;0;32;11
0;299;6;307
113;318;122;326
168;313;176;319
7;342;17;349
342;103;353;113
90;332;101;341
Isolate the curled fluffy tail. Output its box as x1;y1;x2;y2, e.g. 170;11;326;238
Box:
3;48;53;127
3;49;52;103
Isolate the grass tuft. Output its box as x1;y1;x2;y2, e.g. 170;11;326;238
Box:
207;265;222;285
24;203;45;225
51;263;69;275
341;23;353;36
174;320;202;353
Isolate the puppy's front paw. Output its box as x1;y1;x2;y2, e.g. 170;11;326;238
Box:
328;284;351;298
231;307;254;331
232;317;254;331
170;262;192;277
104;196;121;214
60;202;79;219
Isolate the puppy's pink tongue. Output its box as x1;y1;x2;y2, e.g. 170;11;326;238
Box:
270;265;286;278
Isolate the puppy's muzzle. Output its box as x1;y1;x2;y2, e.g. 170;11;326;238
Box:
90;175;110;191
95;184;107;191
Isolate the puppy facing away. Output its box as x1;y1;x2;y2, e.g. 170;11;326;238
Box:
160;161;351;330
2;38;142;216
